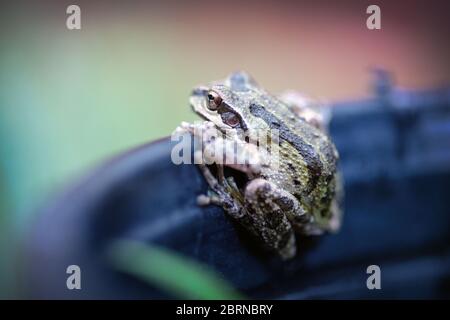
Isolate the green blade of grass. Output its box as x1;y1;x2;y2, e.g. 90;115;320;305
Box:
108;240;245;300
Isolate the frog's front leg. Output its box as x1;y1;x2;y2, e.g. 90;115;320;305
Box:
194;150;246;219
244;178;308;260
192;135;262;219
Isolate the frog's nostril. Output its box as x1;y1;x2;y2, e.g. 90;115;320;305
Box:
191;87;208;97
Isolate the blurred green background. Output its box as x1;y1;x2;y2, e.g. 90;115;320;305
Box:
0;0;449;297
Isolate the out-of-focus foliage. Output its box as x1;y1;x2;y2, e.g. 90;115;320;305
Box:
110;241;244;299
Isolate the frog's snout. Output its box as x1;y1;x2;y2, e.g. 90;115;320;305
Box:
191;85;210;98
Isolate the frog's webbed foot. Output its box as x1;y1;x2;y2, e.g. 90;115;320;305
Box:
197;193;222;206
243;178;309;260
279;91;331;132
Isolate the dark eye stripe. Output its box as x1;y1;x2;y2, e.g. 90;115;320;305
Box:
217;104;248;131
249;103;323;193
220;112;240;127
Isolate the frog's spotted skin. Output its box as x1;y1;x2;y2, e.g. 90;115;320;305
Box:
178;71;342;259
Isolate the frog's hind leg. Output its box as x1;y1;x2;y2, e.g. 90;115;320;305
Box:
244;178;306;260
327;173;344;233
327;197;342;232
279;91;331;132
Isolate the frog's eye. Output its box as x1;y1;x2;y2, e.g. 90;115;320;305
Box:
206;90;222;111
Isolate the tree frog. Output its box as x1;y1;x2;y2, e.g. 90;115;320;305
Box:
177;72;342;260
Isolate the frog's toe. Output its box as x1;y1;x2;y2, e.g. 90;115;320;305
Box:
278;234;297;260
196;194;211;206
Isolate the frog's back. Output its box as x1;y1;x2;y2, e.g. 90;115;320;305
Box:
255;95;338;223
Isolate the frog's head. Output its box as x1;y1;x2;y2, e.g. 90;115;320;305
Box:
190;71;266;134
